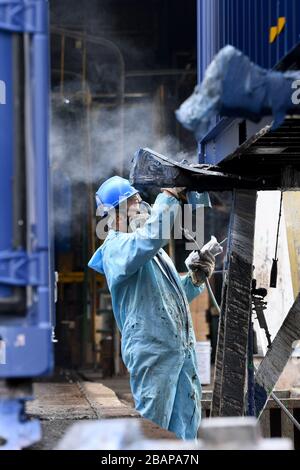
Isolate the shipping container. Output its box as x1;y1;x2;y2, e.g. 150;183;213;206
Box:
198;0;300;81
197;0;300;165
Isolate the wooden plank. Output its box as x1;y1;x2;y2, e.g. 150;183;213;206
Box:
255;293;300;417
212;190;257;417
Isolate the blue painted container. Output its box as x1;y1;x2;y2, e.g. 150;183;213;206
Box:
198;0;300;82
0;0;53;378
0;31;13;300
197;0;300;165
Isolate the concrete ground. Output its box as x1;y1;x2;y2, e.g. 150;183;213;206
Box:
27;372;177;449
24;362;300;449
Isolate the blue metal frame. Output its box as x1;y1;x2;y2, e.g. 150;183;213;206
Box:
0;0;48;33
0;0;53;379
198;0;300;79
0;29;13;301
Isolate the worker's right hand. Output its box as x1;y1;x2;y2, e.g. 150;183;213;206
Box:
185;250;215;285
162;187;187;201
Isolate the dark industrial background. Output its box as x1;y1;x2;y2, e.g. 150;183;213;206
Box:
50;0;230;374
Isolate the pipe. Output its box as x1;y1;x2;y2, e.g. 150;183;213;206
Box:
51;27;125;173
204;278;221;314
83;55;97;367
51;27;125;107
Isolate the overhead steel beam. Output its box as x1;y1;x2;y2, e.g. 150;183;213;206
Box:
130;148;276;191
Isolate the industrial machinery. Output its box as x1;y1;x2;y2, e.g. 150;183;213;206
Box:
0;0;54;449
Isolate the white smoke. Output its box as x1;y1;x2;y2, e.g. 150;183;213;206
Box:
50;96;197;184
50;89;198;236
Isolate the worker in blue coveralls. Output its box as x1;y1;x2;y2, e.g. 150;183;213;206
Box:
88;176;215;440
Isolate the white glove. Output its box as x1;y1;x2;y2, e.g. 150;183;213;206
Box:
185;250;215;286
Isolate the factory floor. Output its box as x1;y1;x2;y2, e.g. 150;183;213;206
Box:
25;359;300;449
27;370;178;449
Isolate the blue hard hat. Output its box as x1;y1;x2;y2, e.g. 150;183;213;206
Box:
95;176;139;217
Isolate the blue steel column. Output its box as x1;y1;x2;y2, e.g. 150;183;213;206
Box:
0;32;13;299
197;0;201;83
0;0;52;450
0;0;53;379
197;0;207;162
197;0;210;84
197;0;219;161
32;6;51;324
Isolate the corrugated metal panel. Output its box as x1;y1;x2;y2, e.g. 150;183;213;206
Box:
198;0;300;82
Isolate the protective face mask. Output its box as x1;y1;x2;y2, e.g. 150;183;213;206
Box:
128;200;151;232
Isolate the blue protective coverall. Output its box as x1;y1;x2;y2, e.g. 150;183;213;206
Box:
88;192;204;439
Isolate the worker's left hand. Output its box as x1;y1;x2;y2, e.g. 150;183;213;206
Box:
185;250;215;285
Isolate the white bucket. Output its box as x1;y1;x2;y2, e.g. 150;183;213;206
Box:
195;341;211;385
